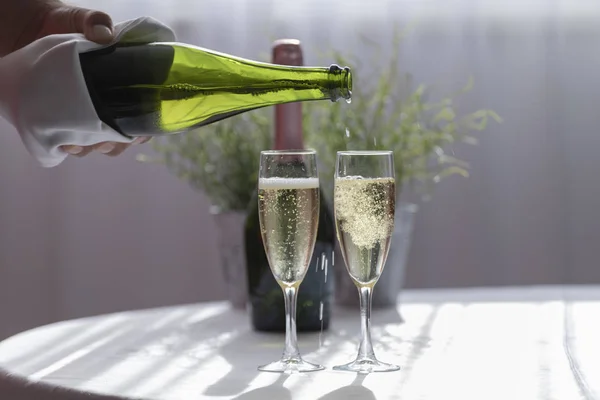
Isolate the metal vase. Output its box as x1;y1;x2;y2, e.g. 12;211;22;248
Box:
334;202;418;309
210;207;248;309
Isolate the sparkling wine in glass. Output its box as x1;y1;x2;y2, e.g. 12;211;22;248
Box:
257;150;324;373
333;150;399;373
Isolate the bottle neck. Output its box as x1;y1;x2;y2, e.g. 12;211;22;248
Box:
267;64;352;103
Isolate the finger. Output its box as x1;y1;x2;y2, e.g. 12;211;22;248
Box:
59;145;94;157
103;143;131;157
93;142;117;154
60;145;83;155
82;10;114;44
46;5;113;44
93;142;130;157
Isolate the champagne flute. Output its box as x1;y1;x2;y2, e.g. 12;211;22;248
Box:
333;151;400;373
257;150;324;373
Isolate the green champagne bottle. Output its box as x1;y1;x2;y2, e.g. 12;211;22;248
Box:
78;42;352;137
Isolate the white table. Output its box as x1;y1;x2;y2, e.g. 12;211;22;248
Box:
1;286;599;400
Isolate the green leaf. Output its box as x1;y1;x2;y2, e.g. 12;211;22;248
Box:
433;107;456;123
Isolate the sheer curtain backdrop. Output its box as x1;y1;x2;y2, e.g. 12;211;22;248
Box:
1;0;600;339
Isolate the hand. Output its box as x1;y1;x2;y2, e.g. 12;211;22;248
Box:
0;0;150;157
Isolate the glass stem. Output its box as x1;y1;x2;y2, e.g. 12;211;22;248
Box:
357;286;376;360
282;285;301;360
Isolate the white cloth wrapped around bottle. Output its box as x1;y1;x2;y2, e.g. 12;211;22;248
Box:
0;17;175;168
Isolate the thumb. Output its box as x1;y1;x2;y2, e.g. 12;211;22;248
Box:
44;5;114;44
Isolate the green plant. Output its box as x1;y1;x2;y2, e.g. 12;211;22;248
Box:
137;109;272;211
303;29;502;198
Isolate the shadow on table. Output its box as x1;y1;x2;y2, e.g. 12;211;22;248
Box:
8;306;241;397
201;328;322;397
0;301;438;399
203;306;404;398
318;374;376;400
2;306;218;384
224;372;377;400
115;308;254;396
229;374;291;400
4;317;139;372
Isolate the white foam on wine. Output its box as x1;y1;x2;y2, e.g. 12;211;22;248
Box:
258;177;319;190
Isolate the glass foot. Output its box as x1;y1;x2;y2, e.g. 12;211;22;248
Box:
333;357;400;374
258;357;325;374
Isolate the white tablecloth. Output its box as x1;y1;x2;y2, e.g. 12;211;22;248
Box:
0;286;599;399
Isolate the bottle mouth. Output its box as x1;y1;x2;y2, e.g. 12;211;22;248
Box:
343;67;352;100
328;64;353;102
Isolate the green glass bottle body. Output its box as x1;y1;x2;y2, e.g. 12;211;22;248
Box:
78;42;351;137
